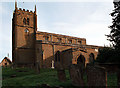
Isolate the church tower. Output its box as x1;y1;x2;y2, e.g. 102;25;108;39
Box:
12;1;37;67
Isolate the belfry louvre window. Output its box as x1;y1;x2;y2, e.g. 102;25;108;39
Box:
23;18;29;25
23;18;26;25
27;18;29;25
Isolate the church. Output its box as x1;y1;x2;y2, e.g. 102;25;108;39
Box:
12;1;101;68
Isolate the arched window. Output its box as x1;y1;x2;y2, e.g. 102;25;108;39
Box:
77;54;85;67
27;18;29;25
55;51;60;62
77;55;85;64
23;18;26;25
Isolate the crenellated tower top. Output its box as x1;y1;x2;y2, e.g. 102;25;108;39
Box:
14;0;36;14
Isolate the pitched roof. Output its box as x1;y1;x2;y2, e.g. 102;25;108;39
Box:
1;57;12;64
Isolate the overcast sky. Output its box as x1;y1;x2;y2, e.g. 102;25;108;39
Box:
0;0;114;62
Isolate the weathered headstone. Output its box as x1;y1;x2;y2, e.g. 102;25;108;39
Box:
86;64;107;87
69;64;84;86
57;69;66;82
35;62;40;74
55;62;66;82
55;62;63;70
117;68;120;87
77;63;85;77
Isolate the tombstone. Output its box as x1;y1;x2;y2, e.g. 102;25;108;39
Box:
77;54;86;75
86;64;107;87
69;64;84;86
55;62;63;70
60;49;73;69
35;62;40;74
57;69;66;82
55;51;66;82
77;63;85;77
117;68;120;87
55;61;66;82
89;53;95;64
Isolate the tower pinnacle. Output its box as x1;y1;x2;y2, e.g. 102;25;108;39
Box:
15;0;17;10
34;5;36;14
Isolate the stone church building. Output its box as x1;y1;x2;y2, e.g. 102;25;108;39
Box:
12;2;101;68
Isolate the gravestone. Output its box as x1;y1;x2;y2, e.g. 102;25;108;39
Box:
86;64;107;87
35;62;40;74
57;69;66;82
55;62;66;82
117;69;120;87
69;64;84;86
77;63;85;78
55;62;63;70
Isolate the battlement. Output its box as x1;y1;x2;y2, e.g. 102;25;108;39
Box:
36;31;87;45
17;8;35;13
36;31;86;40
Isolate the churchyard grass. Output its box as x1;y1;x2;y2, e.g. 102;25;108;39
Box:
107;73;117;86
1;67;117;87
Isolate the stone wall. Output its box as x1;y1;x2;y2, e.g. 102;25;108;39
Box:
86;64;107;86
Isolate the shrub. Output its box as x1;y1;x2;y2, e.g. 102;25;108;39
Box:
95;47;120;63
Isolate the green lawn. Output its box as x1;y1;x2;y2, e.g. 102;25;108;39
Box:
1;67;118;87
2;67;72;87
